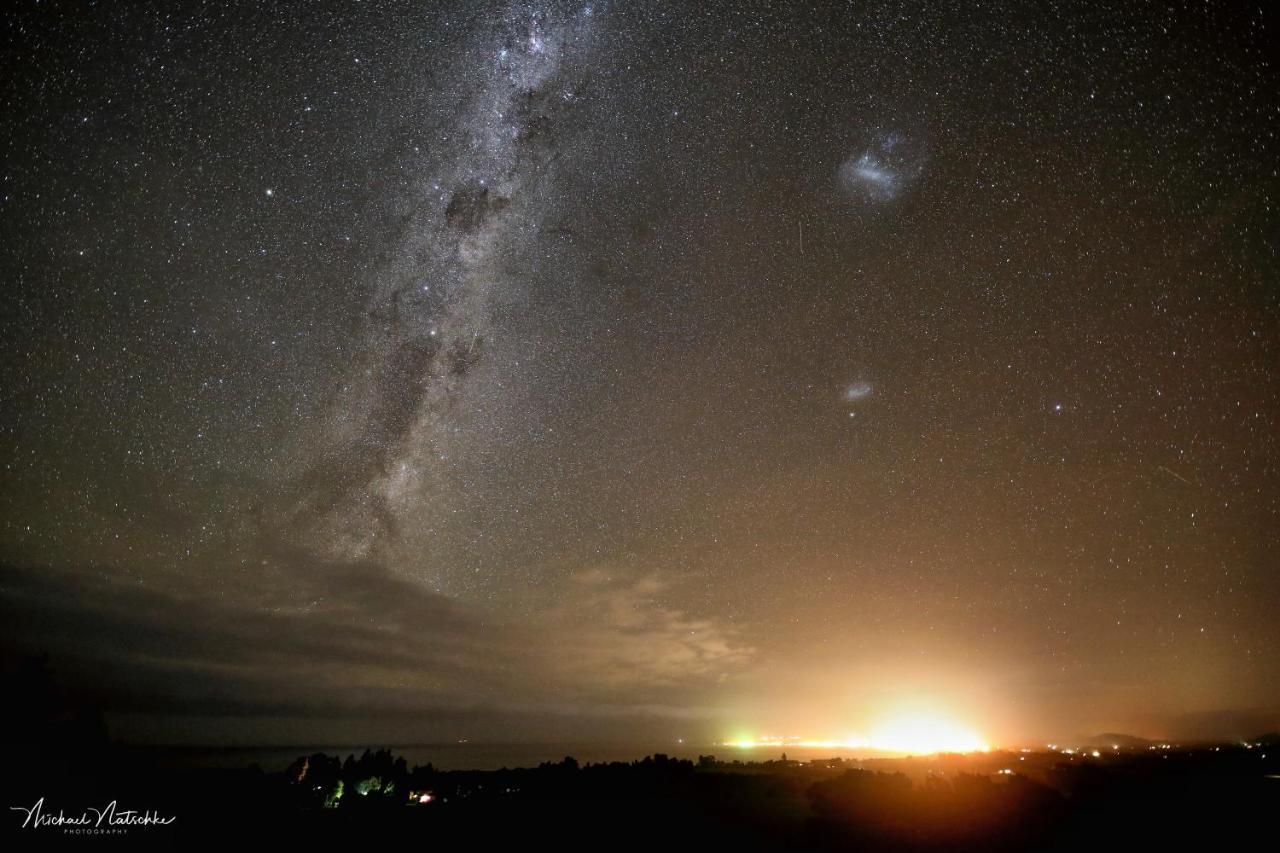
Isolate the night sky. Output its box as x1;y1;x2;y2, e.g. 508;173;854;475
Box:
2;0;1277;748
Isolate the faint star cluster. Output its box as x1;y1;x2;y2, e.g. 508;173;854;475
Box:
845;381;874;402
837;131;926;203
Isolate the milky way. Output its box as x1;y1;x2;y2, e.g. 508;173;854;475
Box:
280;4;603;574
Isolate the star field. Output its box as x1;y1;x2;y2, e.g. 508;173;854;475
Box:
1;0;1277;745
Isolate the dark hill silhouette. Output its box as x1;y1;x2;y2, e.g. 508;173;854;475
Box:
5;740;1277;850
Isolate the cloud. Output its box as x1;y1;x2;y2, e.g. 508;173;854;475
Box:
0;555;753;738
538;569;754;695
0;557;514;718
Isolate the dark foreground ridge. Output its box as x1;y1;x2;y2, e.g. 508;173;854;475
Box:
3;738;1277;850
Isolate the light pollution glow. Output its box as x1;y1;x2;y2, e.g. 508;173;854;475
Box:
726;711;990;755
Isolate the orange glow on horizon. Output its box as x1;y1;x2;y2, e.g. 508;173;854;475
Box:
726;711;991;756
864;711;990;754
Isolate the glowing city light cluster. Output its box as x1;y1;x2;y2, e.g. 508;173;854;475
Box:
725;712;990;756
